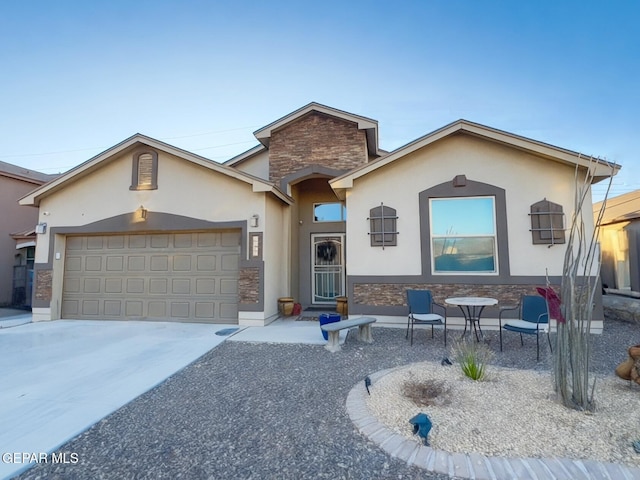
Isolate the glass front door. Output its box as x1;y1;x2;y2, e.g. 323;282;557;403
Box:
312;234;345;304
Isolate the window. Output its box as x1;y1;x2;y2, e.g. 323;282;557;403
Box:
369;204;398;247
130;150;158;190
313;203;346;222
430;196;497;274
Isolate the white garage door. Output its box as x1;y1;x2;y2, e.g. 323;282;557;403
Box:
61;231;240;323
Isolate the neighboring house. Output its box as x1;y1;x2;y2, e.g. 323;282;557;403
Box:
594;190;640;294
19;103;618;330
0;161;53;308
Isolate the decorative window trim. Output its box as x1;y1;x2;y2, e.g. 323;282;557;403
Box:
130;149;158;190
418;176;511;280
368;203;398;248
530;199;565;245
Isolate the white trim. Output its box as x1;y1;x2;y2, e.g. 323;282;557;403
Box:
15;240;36;249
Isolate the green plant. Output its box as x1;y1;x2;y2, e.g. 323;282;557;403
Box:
451;337;494;381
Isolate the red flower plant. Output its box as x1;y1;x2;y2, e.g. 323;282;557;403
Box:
536;286;565;323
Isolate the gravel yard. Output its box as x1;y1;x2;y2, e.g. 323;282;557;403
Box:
366;361;640;467
14;303;640;480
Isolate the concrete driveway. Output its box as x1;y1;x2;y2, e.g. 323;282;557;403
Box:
0;319;236;479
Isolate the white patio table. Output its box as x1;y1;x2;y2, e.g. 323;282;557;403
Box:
445;297;498;341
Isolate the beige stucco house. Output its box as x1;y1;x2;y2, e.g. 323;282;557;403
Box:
20;103;618;329
595;190;640;295
0;161;53;308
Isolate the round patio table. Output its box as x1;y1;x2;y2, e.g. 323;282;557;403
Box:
445;297;498;341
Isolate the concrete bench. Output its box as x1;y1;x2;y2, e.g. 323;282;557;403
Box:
321;317;376;352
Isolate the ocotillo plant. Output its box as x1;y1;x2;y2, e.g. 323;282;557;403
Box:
554;156;615;412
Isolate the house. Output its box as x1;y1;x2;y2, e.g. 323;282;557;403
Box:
0;161;53;308
595;190;640;295
19;103;618;330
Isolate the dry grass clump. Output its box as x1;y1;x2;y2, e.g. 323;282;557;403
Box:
402;378;451;407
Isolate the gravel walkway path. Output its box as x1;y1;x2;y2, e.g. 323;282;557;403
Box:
16;316;640;480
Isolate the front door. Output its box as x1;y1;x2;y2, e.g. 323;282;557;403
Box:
311;234;345;305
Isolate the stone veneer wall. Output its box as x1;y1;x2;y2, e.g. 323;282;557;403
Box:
239;267;260;304
35;269;53;302
268;112;367;183
353;283;557;308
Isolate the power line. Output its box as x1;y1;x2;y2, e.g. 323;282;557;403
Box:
0;126;260;160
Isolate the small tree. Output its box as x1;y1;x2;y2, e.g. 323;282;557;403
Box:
554;155;615;411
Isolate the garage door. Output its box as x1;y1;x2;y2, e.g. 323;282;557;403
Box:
61;231;240;323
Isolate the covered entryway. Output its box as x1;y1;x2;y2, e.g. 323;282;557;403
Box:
61;231;240;323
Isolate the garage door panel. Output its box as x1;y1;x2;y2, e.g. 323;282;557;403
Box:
82;300;99;316
105;278;122;293
65;256;82;272
196;255;216;271
220;278;238;295
151;235;169;248
87;236;104;250
106;256;124;271
221;254;239;271
174;233;192;248
150;256;169;271
172;279;190;295
170;302;190;318
196;278;215;294
128;256;146;271
125;301;144;317
148;301;166;317
107;236;125;249
220;302;238;320
149;278;167;294
62;232;240;323
126;278;145;294
173;255;191;271
63;278;81;293
62;300;79;315
83;278;101;294
129;235;146;249
104;300;122;316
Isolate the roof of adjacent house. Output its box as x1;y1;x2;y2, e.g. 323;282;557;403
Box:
594;190;640;225
329;119;620;197
0;159;55;184
18;133;293;207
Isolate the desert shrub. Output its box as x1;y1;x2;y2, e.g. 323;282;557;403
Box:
402;379;451;407
451;337;494;381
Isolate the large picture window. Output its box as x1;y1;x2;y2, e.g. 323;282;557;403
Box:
430;196;497;274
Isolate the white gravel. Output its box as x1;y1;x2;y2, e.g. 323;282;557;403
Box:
366;361;640;467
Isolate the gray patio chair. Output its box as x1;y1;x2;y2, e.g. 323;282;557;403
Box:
406;289;447;346
499;294;552;361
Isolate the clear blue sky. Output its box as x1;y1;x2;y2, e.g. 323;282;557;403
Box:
1;1;637;201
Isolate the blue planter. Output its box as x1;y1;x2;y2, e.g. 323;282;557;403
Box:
319;313;341;340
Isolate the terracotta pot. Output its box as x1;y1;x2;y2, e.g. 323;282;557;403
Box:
278;297;295;316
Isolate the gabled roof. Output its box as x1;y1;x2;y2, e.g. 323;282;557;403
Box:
19;134;293;207
223;144;267;167
0;159;55;184
330;119;620;197
253;102;380;156
594;190;640;225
